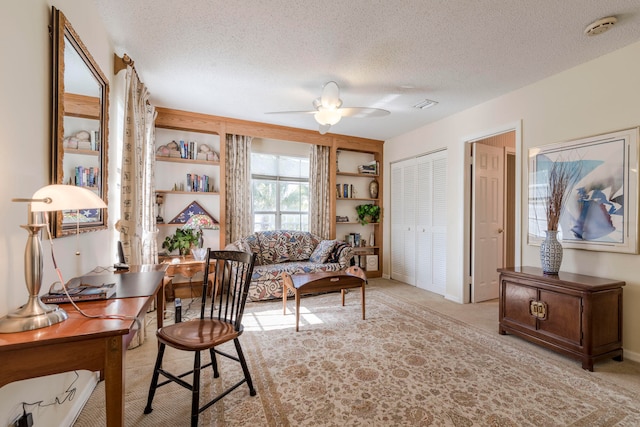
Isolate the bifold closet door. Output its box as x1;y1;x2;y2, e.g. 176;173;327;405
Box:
391;151;447;294
390;158;416;285
415;151;447;295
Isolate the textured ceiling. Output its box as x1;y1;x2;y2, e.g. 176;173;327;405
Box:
93;0;640;140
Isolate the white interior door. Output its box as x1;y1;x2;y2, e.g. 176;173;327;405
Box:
471;143;504;302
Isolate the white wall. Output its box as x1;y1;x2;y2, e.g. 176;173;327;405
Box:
0;1;116;316
0;1;117;425
384;40;640;360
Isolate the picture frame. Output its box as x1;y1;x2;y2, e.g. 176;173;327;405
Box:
168;200;219;229
528;127;639;254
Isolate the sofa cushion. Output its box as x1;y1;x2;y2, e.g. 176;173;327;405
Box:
309;239;337;263
248;261;344;301
257;230;320;263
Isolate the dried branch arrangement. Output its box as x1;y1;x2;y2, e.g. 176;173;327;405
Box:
545;159;580;231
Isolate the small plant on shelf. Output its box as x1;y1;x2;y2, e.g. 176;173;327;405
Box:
355;204;380;225
162;228;200;256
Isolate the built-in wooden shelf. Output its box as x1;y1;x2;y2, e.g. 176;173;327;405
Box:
156;223;221;228
156;156;220;166
65;148;99;156
336;172;379;178
156;190;219;195
335;222;380;225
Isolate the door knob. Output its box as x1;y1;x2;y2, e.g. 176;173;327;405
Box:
498;228;504;233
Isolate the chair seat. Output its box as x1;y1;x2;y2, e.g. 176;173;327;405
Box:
157;319;239;351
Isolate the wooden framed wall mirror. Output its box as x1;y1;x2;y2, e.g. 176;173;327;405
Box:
51;7;109;237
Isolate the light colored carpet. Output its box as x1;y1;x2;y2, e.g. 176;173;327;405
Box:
74;279;640;426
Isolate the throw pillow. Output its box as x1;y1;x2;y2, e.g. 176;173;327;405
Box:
327;242;349;263
309;240;337;263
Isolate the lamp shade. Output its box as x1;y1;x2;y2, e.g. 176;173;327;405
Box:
314;107;342;126
30;184;106;212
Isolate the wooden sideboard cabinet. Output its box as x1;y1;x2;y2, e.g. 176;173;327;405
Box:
498;266;624;371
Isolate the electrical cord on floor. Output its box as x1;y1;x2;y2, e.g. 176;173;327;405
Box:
12;370;79;426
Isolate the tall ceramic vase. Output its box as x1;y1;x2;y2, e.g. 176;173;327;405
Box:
540;230;563;274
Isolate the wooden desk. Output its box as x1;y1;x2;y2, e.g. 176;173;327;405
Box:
0;264;166;427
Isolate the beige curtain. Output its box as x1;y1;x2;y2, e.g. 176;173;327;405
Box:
119;66;157;266
309;144;331;238
225;134;253;243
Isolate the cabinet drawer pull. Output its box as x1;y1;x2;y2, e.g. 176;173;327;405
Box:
529;300;547;320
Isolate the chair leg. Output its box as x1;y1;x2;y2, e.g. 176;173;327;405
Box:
144;343;166;414
209;348;220;378
191;351;201;427
234;338;256;396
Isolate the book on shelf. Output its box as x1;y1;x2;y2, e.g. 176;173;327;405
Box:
345;232;361;247
75;166;99;187
179;140;199;160
352;255;368;269
357;160;379;175
186;174;212;192
337;183;354;198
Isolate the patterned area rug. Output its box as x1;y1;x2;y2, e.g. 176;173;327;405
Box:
74;285;640;426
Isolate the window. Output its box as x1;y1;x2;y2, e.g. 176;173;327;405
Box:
252;153;309;231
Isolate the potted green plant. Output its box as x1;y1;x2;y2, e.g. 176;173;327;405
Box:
355;204;380;225
162;227;200;255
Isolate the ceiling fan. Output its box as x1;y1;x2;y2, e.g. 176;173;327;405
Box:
267;81;390;134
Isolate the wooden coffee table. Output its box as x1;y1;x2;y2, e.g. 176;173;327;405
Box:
282;266;367;331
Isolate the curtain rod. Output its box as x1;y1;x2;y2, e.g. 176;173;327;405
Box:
114;53;135;75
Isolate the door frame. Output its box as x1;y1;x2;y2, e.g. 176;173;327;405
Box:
462;121;523;304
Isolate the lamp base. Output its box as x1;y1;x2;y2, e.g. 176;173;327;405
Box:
0;296;68;333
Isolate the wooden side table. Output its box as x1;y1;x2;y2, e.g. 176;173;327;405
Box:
159;255;210;301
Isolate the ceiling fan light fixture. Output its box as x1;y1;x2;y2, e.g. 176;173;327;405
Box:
314;108;342;126
413;99;438;109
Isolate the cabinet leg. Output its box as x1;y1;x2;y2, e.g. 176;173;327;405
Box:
582;360;594;372
613;354;624;362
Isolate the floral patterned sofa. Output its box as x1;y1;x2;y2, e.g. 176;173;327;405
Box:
225;230;353;301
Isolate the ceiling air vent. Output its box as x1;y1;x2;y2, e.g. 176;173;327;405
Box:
413;99;438;109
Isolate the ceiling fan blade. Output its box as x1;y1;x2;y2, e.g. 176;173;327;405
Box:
338;107;390;118
319;124;331;134
320;81;341;109
265;110;316;115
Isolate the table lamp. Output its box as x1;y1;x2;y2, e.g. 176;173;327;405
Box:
0;185;107;333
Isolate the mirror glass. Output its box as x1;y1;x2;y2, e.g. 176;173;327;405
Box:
51;8;109;237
